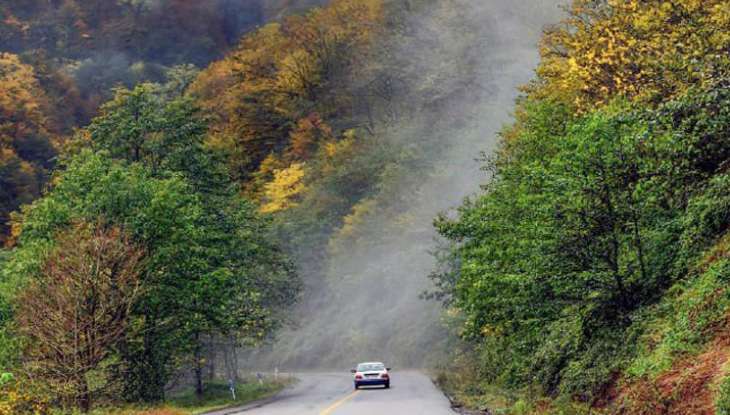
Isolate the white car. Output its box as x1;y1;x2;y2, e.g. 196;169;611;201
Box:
351;362;391;389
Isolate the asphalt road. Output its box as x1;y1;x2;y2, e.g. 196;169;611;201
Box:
230;371;454;415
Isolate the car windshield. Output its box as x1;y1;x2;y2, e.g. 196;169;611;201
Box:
357;363;385;372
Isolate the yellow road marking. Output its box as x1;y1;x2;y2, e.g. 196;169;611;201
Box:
320;390;360;415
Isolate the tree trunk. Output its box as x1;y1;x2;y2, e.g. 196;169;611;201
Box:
142;321;166;402
78;378;91;413
194;331;204;399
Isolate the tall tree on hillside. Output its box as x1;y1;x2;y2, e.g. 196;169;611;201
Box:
190;0;383;187
0;53;57;245
87;83;229;194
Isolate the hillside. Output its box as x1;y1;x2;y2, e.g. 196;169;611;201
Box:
2;0;730;414
433;1;730;413
0;0;325;245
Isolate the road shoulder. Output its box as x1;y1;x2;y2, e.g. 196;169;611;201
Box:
201;380;297;415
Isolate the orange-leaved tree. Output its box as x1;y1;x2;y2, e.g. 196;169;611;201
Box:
190;0;383;187
15;222;144;413
0;53;58;246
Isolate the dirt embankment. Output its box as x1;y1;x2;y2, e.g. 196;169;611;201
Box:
602;325;730;414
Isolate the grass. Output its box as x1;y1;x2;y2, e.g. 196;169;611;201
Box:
166;378;289;414
73;377;293;415
716;371;730;415
434;368;596;415
627;259;730;379
433;366;516;413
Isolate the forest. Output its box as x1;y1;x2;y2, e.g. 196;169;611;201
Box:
433;1;730;413
0;0;491;412
2;0;730;414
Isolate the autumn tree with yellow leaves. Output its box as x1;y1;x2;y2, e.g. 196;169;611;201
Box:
191;0;383;191
533;0;730;111
260;162;307;213
0;53;58;245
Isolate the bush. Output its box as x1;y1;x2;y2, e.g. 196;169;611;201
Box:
717;374;730;415
0;377;50;415
680;174;730;264
628;258;730;378
510;399;532;415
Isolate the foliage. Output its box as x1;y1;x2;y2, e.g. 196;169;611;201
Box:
0;53;54;143
6;150;203;403
1;1;312;66
260;163;307;214
0;0;322;114
0;53;58;245
432;0;730;411
534;0;730;111
0;376;50;415
191;0;383;188
16;222;144;412
4;145;296;407
435;72;730;411
86;84;229;195
718;372;730;415
0;0;333;244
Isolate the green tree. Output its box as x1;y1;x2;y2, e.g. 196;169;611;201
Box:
84;84;299;396
86;83;229;195
431;96;715;395
5;149;297;403
7;151;207;401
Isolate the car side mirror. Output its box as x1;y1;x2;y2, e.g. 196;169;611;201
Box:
350;369;357;373
386;367;392;371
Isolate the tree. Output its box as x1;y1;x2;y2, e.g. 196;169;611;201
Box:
87;84;229;195
7;151;207;401
533;0;730;111
190;0;384;186
0;53;58;245
6;144;298;402
260;162;307;213
81;83;298;399
15;222;144;413
287;113;334;160
0;151;41;246
431;99;694;394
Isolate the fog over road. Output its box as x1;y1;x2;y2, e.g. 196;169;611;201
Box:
228;371;453;415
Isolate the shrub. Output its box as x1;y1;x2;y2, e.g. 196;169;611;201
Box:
680;174;730;265
628;258;730;378
717;373;730;415
0;377;50;415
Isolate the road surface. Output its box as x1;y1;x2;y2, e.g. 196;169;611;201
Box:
229;371;454;415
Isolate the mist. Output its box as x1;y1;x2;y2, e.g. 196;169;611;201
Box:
243;0;566;370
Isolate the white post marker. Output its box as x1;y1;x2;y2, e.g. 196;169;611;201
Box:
228;378;236;400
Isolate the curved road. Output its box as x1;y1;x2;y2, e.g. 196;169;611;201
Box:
229;371;454;415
